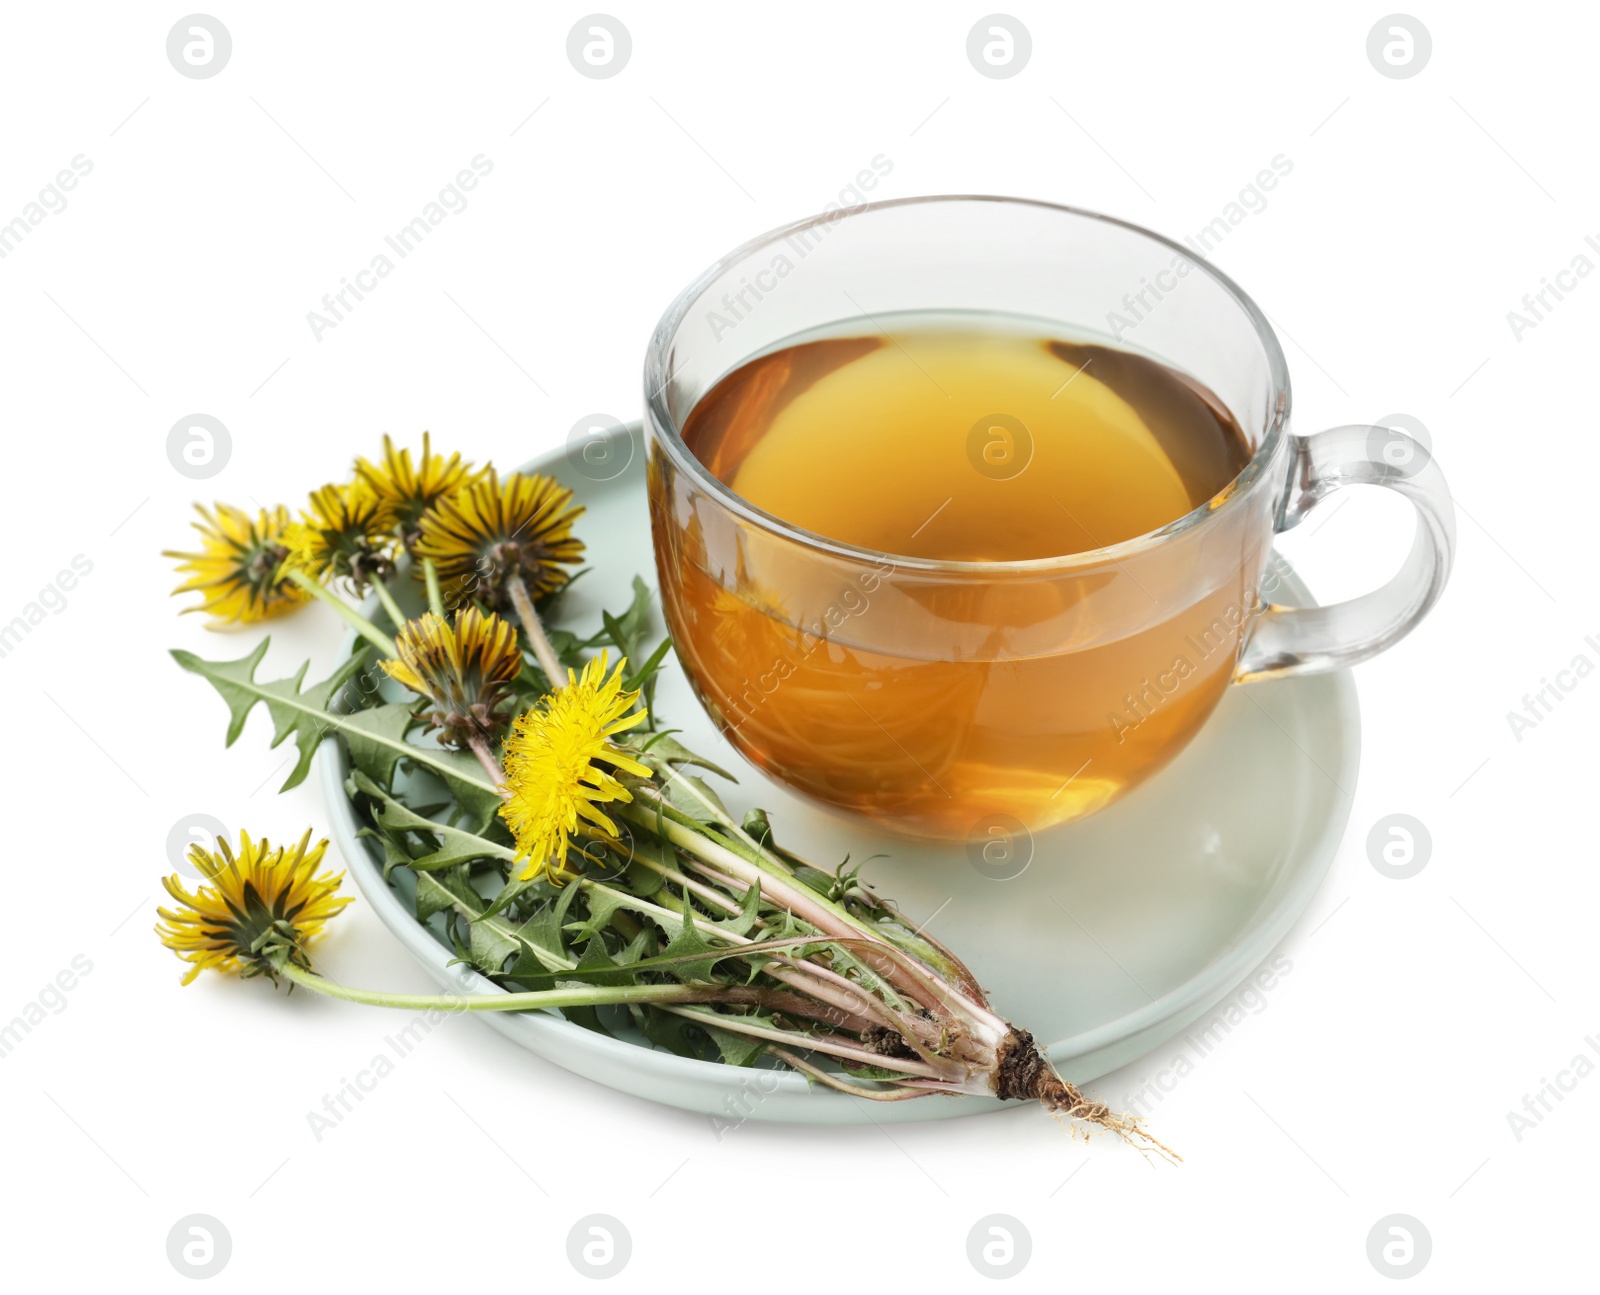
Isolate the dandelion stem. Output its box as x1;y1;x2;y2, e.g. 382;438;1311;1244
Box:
618;836;936;1043
422;558;447;619
284;568;399;657
467;734;506;789
632;790;1005;1034
370;577;409;632
623;801;949;1015
277;962;913;1067
660;1005;954;1080
763;1045;935;1101
279;961;727;1012
506;572;566;686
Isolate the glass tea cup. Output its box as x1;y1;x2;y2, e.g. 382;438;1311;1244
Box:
644;196;1454;841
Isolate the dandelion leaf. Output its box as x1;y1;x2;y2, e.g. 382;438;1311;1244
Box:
336;703;417;791
171;639;502;823
656;899;733;983
347;770;510;872
469;920;518;976
710;880;764;938
707;1027;767;1068
636;732;737;782
415;867;481;922
170;640;362;790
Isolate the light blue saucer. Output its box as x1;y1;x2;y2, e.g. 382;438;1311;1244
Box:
319;422;1357;1124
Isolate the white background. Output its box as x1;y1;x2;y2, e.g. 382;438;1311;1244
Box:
1;1;1594;1288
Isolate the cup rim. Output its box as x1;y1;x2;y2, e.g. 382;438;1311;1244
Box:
644;193;1292;575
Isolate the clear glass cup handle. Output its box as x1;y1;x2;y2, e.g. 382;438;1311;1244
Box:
1235;425;1456;683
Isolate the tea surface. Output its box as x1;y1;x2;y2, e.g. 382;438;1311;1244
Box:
682;318;1251;561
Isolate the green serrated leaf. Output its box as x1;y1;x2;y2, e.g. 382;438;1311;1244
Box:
364;828;421;881
559;1004;613;1036
570;884;635;940
613;928;654;967
707;1026;767;1068
632;732;737;783
357;738;502;837
422;748;505;835
415;868;480;922
633;1003;704;1059
839;1061;913;1081
555;935;632;987
622;857;665;899
171;641;364;791
337;703;417;790
622;635;673;692
534;932;826;994
711;880;764;938
655;897;730;983
348;770;513;871
742;806;774;842
469;920;518;976
606;577;654;656
479;875;538;922
173;641;503;818
659;771;730;823
417;865;582;981
486;881;581;979
792;864;838;896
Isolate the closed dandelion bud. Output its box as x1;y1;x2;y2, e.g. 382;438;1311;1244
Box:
156;830;350;984
414;469;584;612
353;431;484;552
163;502;310;626
284;481;399;595
381;607;523;747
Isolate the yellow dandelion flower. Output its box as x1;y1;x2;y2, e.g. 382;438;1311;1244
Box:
380;606;523;746
163;503;310;627
283;481;397;593
414;469;584;611
156;829;351;985
500;652;652;884
354;432;484;548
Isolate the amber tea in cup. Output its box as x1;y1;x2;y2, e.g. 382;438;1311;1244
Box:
670;315;1256;830
646;198;1454;842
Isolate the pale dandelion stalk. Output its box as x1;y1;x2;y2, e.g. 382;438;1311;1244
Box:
282;567;399;658
506;572;566;685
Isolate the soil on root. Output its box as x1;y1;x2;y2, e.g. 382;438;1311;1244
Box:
996;1028;1181;1161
